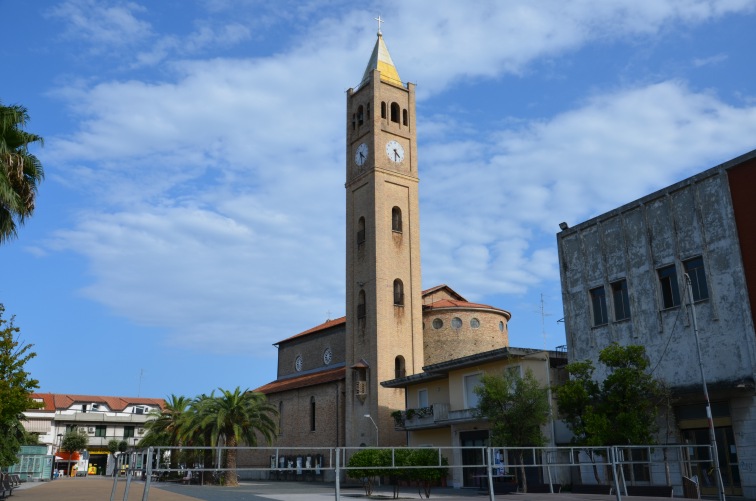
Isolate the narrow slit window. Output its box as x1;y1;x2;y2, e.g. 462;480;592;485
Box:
392;207;402;232
393;279;404;306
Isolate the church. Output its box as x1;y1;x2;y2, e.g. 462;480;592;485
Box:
253;29;531;452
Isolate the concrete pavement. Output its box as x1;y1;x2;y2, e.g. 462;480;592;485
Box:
9;476;729;501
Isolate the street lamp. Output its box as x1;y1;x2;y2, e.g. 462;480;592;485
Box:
685;273;726;501
363;414;378;446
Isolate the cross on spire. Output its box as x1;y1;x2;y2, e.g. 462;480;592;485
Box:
375;15;384;35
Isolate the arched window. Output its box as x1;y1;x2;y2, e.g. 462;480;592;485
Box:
309;397;316;431
358;290;366;319
403;109;408;126
395;356;406;378
381;102;387;119
393;279;404;306
357;217;366;246
390;102;400;123
357;105;364;126
392;207;402;232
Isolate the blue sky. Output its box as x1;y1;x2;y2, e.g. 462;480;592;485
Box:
3;0;756;400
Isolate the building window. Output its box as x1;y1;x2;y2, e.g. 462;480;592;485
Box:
357;290;366;319
498;321;504;332
390;102;400;123
381;101;386;119
418;389;428;408
432;318;443;329
123;426;135;439
507;365;522;379
309;397;316;432
658;265;681;308
357;217;366;246
393;279;404;306
95;425;107;438
590;286;608;326
395;356;406;378
684;257;709;301
611;279;631;321
295;355;303;372
357;105;364;126
464;373;483;409
451;317;462;329
470;318;480;329
366;102;371;119
391;207;402;232
402;109;408;126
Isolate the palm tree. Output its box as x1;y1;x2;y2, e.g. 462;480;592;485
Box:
139;394;191;470
0;102;44;244
198;387;277;487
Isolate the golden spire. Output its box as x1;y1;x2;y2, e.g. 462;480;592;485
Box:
360;16;402;86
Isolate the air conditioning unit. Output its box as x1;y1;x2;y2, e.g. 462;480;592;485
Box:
137;428;145;435
87;427;95;434
355;381;367;396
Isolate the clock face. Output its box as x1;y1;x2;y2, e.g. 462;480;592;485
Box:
295;355;303;372
323;348;333;365
354;143;368;166
386;140;405;163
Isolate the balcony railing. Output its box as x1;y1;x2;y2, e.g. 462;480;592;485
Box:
392;403;481;430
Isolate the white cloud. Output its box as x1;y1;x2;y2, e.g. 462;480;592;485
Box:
39;0;756;357
48;0;152;48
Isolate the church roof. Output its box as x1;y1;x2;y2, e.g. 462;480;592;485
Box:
422;284;467;301
360;33;403;87
254;366;345;394
274;316;346;345
423;298;512;320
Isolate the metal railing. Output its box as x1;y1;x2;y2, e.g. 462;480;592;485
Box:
109;443;716;501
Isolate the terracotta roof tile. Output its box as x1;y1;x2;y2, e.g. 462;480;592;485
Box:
255;367;345;394
274;316;346;345
30;393;165;412
423;298;511;319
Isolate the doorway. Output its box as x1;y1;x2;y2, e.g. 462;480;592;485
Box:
460;430;488;488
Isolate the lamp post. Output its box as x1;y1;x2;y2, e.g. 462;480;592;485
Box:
685;273;726;501
363;414;379;446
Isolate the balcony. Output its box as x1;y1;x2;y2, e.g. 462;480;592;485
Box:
392;403;484;430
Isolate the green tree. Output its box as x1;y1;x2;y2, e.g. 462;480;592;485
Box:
0;102;44;243
139;394;191;471
196;387;277;486
555;343;665;483
347;448;389;496
475;368;550;492
107;439;128;476
0;304;39;467
61;429;89;475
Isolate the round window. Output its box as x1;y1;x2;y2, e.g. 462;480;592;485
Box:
470;318;480;328
499;321;504;332
451;317;462;329
432;318;443;329
323;348;333;365
295;355;303;372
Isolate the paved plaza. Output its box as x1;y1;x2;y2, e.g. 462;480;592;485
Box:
9;476;719;501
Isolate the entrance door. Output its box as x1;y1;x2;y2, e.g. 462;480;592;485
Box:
460;430;488;488
682;427;741;496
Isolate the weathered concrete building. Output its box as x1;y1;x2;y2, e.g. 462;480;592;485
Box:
557;148;756;498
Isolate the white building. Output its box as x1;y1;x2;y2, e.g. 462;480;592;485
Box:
23;393;164;475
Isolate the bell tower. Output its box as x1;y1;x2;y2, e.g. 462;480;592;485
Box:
344;28;423;448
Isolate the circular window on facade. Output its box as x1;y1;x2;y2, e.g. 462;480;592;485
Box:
432;318;443;329
470;318;480;329
498;321;504;332
451;317;462;329
323;348;333;365
295;355;303;372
